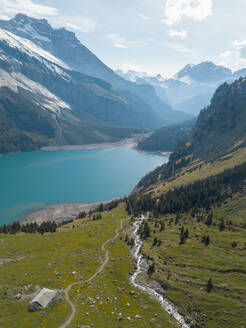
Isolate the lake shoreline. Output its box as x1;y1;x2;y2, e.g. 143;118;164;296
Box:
21;201;109;225
0;141;168;226
0;137;138;157
41;138;137;152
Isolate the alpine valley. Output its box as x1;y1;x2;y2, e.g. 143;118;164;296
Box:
0;10;246;328
0;14;191;154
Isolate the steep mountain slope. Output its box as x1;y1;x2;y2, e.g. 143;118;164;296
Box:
0;86;142;154
137;119;196;152
137;78;246;190
0;86;55;153
123;78;246;328
191;78;246;158
0;14;186;125
0;25;173;152
0;27;162;129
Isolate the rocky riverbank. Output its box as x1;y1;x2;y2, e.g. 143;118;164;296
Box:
130;216;190;328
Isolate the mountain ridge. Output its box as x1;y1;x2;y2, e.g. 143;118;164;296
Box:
137;77;246;190
118;61;246;116
0;14;190;125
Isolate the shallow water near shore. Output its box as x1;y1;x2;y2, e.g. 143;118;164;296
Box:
0;146;167;224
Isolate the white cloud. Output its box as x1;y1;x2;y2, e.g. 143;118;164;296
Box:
106;33;154;49
138;13;152;21
164;0;212;25
66;19;96;33
220;50;232;59
0;0;58;18
114;43;127;49
118;63;143;73
161;41;192;53
233;40;246;59
114;62;155;75
169;29;187;40
106;33;126;48
219;41;246;71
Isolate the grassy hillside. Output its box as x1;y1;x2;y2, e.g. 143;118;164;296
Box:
141;185;246;328
124;78;246;327
0;205;177;328
123;145;246;327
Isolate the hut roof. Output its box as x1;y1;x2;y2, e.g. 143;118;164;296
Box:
31;288;57;308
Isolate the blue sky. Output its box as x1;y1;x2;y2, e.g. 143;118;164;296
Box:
1;0;246;76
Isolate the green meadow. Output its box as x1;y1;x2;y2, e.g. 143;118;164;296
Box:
141;191;246;328
0;205;176;328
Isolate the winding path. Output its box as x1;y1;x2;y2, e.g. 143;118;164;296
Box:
59;218;128;328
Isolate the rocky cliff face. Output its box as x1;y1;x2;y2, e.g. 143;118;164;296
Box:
0;14;186;126
191;78;246;158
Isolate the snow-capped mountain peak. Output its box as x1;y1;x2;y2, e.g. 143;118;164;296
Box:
116;69;165;83
6;13;52;44
174;61;232;84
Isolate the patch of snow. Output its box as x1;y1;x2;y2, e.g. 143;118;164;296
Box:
179;75;193;85
0;28;69;69
0;69;71;113
16;23;51;43
0;51;9;62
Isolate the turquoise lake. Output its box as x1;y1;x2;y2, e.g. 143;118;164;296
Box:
0;146;167;225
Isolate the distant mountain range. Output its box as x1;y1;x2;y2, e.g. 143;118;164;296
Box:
117;61;246;115
0;14;191;153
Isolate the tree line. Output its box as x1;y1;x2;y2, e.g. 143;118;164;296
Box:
127;161;246;216
0;220;57;234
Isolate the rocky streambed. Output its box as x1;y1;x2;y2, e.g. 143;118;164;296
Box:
130;216;191;328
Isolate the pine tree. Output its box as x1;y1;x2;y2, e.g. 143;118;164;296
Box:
179;233;186;245
175;213;181;224
219;219;225;231
142;222;151;239
3;224;8;234
160;222;165;232
98;203;104;212
205;235;210;246
153;237;158;246
148;263;155;275
184;228;189;239
206;278;213;293
78;211;86;219
205;212;213;226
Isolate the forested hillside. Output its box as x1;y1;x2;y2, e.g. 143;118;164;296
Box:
137;119;195;152
137;78;246;190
